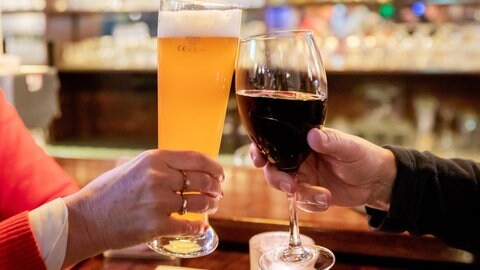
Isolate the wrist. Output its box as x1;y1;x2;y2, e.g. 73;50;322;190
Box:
366;148;396;211
62;192;104;268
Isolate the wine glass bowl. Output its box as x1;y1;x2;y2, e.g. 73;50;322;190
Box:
236;31;328;172
235;30;335;269
236;90;327;172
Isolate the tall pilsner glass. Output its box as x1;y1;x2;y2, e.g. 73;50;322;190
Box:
147;0;242;258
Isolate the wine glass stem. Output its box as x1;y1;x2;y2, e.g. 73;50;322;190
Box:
284;192;307;262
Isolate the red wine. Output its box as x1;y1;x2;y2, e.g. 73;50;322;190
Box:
236;89;327;172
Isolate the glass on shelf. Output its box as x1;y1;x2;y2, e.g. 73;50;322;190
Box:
49;0;159;12
412;94;438;152
299;3;480;72
1;0;46;11
456;109;479;158
60;22;156;70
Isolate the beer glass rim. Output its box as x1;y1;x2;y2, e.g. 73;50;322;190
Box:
241;30;314;43
160;0;241;10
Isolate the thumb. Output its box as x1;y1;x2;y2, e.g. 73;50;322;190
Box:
307;128;359;160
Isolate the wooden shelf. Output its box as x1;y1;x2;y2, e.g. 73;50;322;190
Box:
327;69;480;76
3;0;477;15
1;9;45;13
58;68;156;74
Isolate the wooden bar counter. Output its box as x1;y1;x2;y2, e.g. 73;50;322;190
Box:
55;157;479;269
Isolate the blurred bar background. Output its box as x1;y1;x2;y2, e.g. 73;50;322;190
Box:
1;0;480;162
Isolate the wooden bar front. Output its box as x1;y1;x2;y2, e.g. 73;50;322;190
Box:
56;157;478;268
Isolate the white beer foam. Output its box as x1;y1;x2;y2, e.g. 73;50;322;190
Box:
158;9;242;38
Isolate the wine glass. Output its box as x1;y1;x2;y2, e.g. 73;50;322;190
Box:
235;30;335;269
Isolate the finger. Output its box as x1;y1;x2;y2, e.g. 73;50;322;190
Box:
263;163;298;194
156;169;222;199
147;169;185;195
152;150;225;181
296;161;322;186
163;194;219;216
179;194;220;214
307;128;362;161
160;219;209;237
151;191;183;214
183;171;222;199
249;143;267;168
296;184;331;213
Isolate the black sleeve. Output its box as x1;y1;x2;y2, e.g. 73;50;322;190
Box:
365;146;480;253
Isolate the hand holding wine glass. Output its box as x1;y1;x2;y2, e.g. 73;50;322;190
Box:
249;127;397;213
235;30;334;270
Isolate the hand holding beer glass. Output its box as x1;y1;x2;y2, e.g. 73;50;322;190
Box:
147;0;242;258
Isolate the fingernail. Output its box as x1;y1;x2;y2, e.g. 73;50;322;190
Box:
216;192;224;200
314;194;327;204
199;224;208;234
207;192;223;200
280;182;292;193
207;207;219;214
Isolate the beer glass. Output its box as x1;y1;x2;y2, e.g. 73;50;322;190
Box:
147;0;242;258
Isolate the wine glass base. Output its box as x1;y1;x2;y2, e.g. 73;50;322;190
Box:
259;245;335;270
146;227;218;258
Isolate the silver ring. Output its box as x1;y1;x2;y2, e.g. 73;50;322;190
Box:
180;170;190;193
179;195;188;215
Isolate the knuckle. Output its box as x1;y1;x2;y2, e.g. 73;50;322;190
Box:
146;168;158;179
202;174;216;191
189;151;207;167
140;150;160;168
148;170;167;188
329;131;339;144
184;150;198;159
142;149;157;161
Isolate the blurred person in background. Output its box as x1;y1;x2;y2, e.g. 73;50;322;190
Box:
250;127;480;253
0;91;224;269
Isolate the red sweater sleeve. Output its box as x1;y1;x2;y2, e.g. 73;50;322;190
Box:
0;212;46;270
0;91;79;220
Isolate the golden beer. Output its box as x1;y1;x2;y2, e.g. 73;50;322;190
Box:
157;37;238;223
157;37;238;158
148;0;242;258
